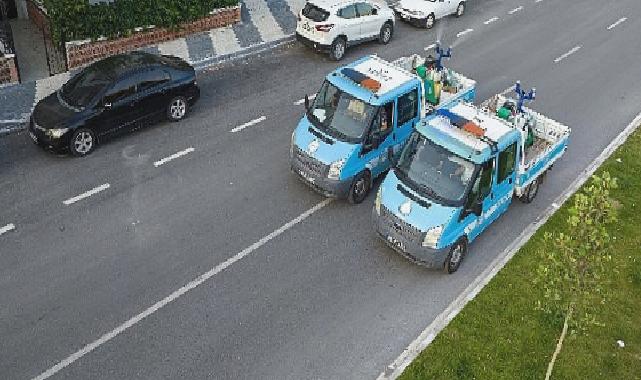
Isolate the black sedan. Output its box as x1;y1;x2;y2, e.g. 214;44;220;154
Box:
29;52;200;156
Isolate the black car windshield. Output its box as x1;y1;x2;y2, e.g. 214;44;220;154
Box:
60;65;111;109
307;81;377;142
396;132;476;204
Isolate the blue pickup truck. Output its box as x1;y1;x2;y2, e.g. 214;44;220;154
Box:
372;83;570;273
290;52;475;203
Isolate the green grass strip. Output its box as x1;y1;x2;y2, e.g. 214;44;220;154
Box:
400;128;641;380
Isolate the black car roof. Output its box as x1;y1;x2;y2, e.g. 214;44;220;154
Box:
91;52;169;79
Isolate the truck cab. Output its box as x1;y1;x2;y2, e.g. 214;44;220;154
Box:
373;86;569;273
290;53;475;203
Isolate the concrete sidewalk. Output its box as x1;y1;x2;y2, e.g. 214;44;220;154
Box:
0;0;304;134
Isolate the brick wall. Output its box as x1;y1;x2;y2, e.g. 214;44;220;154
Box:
0;56;20;85
65;6;241;70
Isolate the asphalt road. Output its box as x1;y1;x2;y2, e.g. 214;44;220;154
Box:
2;0;641;378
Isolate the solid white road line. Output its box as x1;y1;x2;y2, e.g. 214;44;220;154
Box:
484;17;499;25
0;223;15;236
378;110;641;380
230;116;267;133
423;43;436;51
62;184;111;206
554;45;581;63
153;147;195;167
294;93;316;106
508;6;523;14
535;0;543;3
607;17;627;30
32;198;332;380
456;28;474;38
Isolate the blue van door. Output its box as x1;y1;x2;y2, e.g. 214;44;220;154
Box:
462;158;496;242
360;104;394;178
493;142;519;216
394;88;421;150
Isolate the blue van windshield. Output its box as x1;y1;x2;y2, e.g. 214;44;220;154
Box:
395;133;477;205
307;80;377;142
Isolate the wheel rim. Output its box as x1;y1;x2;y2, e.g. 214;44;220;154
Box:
383;27;391;42
74;131;93;154
334;41;345;58
427;15;434;28
170;99;186;119
354;177;366;198
457;4;464;16
450;245;462;267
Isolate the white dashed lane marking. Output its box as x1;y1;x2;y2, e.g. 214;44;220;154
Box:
62;184;111;206
423;43;436;51
456;28;474;38
508;6;523;14
294;93;316;106
0;223;15;236
154;147;195;167
607;17;627;30
230;116;268;133
484;17;499;25
554;45;581;63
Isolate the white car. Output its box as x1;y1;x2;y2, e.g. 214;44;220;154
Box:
393;0;465;29
296;0;396;61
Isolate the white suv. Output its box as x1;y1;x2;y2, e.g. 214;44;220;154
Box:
296;0;395;61
393;0;465;29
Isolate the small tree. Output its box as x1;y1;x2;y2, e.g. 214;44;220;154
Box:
535;172;618;380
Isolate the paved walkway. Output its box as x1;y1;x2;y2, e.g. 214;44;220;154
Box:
9;19;49;83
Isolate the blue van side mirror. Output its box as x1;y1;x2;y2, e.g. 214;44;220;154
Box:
304;95;310;111
387;146;396;166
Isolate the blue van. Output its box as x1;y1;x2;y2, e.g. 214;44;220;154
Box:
373;87;570;273
290;54;475;203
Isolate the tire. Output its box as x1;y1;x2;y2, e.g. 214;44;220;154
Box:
378;22;393;44
425;13;435;29
444;239;467;274
329;37;347;61
347;171;371;204
455;2;465;17
167;96;188;122
69;128;97;157
519;178;540;204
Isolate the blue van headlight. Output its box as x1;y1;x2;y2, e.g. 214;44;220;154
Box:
422;225;443;248
327;159;345;180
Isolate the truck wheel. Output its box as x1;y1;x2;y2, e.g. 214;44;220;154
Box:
425;13;435;29
348;171;371;204
444;239;467;274
455;2;465;17
520;178;540;204
378;22;393;44
329;37;346;61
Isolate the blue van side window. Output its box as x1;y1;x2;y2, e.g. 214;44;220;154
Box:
498;143;517;183
397;90;418;125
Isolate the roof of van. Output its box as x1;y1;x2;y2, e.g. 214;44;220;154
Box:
327;55;421;105
416;102;520;164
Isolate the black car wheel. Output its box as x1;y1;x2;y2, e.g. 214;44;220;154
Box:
379;22;393;44
329;37;347;61
520;178;540;204
348;171;371;204
444;239;467;274
425;13;436;29
167;96;188;121
69;128;96;157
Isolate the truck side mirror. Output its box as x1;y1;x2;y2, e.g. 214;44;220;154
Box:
387;146;395;166
304;94;310;111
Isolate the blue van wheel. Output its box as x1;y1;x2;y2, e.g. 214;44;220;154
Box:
348;171;371;204
445;239;467;274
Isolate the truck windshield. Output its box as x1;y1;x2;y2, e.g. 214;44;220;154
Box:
395;133;476;205
307;81;377;143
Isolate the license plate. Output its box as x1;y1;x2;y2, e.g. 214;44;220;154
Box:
387;235;406;251
302;22;313;32
29;131;37;143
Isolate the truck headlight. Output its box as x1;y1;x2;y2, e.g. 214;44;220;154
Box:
46;128;69;139
375;187;382;215
422;225;444;248
327;159;345;180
